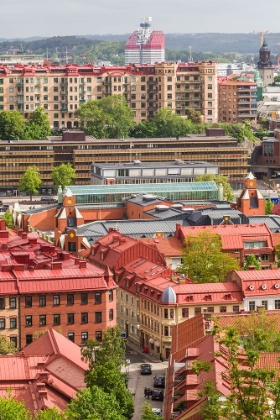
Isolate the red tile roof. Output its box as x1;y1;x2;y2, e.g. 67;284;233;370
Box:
139;236;183;256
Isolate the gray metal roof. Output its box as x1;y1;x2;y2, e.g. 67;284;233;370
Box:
248;215;280;232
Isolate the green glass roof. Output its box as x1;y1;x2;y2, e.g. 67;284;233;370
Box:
66;181;217;196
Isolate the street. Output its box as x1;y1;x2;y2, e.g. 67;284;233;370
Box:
124;348;167;420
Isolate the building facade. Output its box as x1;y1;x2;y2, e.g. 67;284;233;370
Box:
218;76;258;123
257;40;274;87
0;60;217;128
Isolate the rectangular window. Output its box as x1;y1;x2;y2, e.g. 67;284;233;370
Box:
249;301;255;311
109;290;113;302
67;313;74;324
0;298;5;310
10;337;17;347
95;331;102;341
67;294;74;305
233;305;239;313
39;315;46;326
0;319;5;329
182;308;189;318
81;332;88;343
220;306;227;313
194;307;201;316
81;312;88;324
164;308;168;319
109;309;114;321
10;318;17;329
81;293;88;305
95;312;102;323
275;300;280;309
53;295;60;306
95;292;101;304
164;326;169;336
68;332;75;342
10;298;16;309
207;307;214;313
25;296;32;308
26;335;33;345
53;314;60;325
25;316;32;326
261;300;268;310
208;84;212;89
39;296;46;307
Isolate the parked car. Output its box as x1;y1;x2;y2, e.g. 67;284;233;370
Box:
140;363;152;375
154;376;165;388
151;389;164;401
2;204;9;211
152;408;162;416
41;196;53;202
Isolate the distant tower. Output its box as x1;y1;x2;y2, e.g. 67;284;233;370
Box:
257;40;274;87
236;172;265;216
125;17;165;65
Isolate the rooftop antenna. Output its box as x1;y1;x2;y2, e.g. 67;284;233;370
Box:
189;46;193;63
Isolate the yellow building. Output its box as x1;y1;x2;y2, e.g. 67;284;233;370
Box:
0;61;217;128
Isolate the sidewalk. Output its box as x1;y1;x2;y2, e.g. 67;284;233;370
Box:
127;341;166;364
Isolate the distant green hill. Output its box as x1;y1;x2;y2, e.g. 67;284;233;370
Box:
0;33;279;65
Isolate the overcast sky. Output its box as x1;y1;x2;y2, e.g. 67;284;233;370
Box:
1;0;279;39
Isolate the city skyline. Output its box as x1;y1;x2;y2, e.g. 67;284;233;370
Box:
0;0;279;39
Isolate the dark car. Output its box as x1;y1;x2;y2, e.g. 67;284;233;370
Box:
151;389;164;401
140;363;152;375
2;204;9;211
154;376;165;388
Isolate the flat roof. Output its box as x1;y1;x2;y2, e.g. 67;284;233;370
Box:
91;160;218;169
66;181;218;196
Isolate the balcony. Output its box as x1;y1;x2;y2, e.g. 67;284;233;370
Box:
61;108;68;112
79;81;85;86
148;80;157;84
103;81;111;85
61;99;68;104
79;90;86;94
60;82;68;86
17;81;24;86
60;91;67;95
17;100;24;104
79;99;86;103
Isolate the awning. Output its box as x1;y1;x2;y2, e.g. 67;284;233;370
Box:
149;338;154;344
155;341;160;347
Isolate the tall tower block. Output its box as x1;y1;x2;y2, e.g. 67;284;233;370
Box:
257;40;274;87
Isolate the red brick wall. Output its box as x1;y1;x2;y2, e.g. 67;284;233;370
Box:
29;209;57;231
19;289;117;348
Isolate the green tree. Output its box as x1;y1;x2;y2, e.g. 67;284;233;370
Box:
178;230;239;283
140;403;163;420
75;96;135;139
265;198;274;215
0;110;26;140
203;320;280;419
194;174;233;201
152;107;193;138
131;120;157;138
243;254;261;270
18;166;42;201
35;408;66;420
0;392;31;419
274;75;280;84
67;386;126;420
0;335;17;354
81;326;127;371
51;163;76;191
24;107;52;140
84;361;134;420
186;108;202;124
1;210;13;228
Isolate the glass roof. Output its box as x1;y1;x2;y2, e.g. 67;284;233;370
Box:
66;181;217;196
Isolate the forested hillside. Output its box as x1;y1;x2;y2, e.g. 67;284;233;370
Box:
0;32;279;65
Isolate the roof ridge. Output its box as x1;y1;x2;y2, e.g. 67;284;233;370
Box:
48;329;60;355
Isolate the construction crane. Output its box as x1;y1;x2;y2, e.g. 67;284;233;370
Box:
252;30;269;46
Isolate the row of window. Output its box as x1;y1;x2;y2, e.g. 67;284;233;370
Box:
249;300;280;311
24;310;113;327
0;291;113;310
25;330;103;346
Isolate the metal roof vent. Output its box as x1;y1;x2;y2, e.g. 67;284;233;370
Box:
155;205;169;212
248;285;254;291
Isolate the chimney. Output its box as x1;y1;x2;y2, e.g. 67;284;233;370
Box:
51;262;62;270
22;232;28;240
62;252;70;260
79;261;87;268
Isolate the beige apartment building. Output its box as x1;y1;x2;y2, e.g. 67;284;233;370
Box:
0;61;217;129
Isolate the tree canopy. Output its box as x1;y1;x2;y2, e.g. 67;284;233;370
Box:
75;95;135;138
140;404;163;420
0;393;31;419
24;107;52;140
0;110;26;140
1;210;13;229
178;230;240;283
265;198;274;215
0;335;17;354
18;166;42;201
194;173;233;201
51;163;76;191
203;316;280;419
243;254;261;270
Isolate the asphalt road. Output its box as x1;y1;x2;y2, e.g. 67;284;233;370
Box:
124;349;167;420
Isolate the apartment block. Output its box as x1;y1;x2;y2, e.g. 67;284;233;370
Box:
0;60;217;128
218;76;258;123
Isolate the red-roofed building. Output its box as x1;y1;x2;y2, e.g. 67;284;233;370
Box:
175;220;274;269
0;329;88;415
0;227;117;348
227;268;280;312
